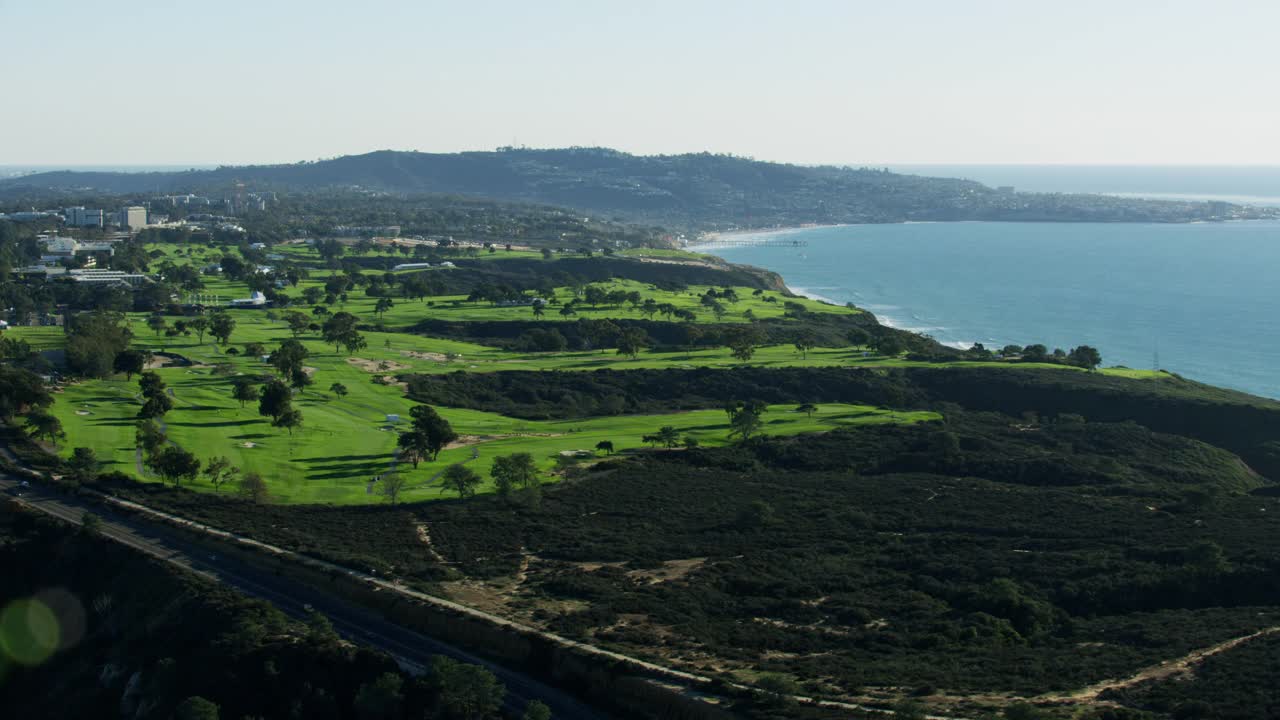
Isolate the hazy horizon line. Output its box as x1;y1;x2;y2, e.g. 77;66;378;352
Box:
5;152;1280;173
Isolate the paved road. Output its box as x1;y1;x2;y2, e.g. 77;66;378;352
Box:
0;475;608;720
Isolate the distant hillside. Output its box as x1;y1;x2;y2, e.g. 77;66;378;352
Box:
3;147;1274;228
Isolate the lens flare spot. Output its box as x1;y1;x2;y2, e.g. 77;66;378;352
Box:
0;598;61;667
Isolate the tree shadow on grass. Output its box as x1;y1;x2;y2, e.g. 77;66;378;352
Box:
294;453;391;463
165;419;264;428
304;462;387;481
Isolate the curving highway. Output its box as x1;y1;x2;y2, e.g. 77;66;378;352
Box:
0;474;609;720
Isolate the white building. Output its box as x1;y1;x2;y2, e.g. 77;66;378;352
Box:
229;291;267;307
116;206;147;231
37;236;114;264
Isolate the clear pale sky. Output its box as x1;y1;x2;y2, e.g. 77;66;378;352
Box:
2;0;1277;166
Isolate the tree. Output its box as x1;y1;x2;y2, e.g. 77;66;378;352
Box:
273;408;303;435
68;447;100;482
396;430;430;469
238;471;270;503
1022;343;1048;362
148;446;201;486
138;370;165;398
725;327;762;362
24;410;64;445
113;349;146;380
524;700;552;720
188;316;210;344
343;331;368;355
322;311;362;353
379;471;408;505
66;311;133;378
243;341;266;357
135;419;167;457
410;405;458;460
374;296;394;318
0;366;53;420
441;463;481;498
329;382;348;397
595;440;615;455
289;366;313;394
269;339;309;378
174;696;220;720
728;403;766;442
231;379;261;408
796;402;818;418
219;254;246;279
258;379;293;420
284;311;310;337
582;285;607;308
616;327;649;359
146;314;168;337
138;392;174;419
1068;345;1102;370
353;672;402;720
656;425;681;448
875;334;907;357
793;332;816;359
208;312;236;345
491;452;538;499
428;656;505;719
203;455;239;493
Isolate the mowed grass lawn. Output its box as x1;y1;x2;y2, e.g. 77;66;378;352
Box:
372;279;853;325
52;352;937;504
142;241;854;324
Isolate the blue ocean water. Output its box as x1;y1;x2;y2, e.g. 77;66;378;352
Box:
711;221;1280;399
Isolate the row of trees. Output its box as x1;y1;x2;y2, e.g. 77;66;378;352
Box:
132;419;269;500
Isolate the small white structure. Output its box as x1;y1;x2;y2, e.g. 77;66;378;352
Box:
439;261;455;268
229;291;267;307
391;262;432;271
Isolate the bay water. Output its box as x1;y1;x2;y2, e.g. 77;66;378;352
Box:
711;220;1280;399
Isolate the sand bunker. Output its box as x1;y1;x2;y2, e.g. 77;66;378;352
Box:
240;441;257;448
401;350;452;362
75;410;91;416
144;353;191;370
346;357;410;373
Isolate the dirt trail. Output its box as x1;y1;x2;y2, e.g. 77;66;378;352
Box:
1045;625;1280;702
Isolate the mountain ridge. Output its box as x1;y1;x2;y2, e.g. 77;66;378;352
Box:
4;147;1275;228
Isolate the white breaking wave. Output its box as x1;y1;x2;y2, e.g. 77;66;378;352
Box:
787;286;842;306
